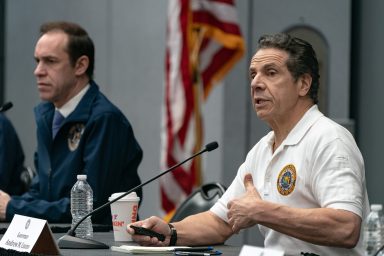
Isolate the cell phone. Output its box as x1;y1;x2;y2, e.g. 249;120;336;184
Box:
130;225;166;242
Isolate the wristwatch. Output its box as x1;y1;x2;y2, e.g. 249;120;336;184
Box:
168;223;177;246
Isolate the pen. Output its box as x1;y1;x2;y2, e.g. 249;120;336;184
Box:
174;246;214;252
174;250;222;256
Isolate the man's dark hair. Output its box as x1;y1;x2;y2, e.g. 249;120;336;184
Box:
40;21;95;79
257;33;320;104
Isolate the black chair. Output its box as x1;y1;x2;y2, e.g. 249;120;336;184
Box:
170;182;226;222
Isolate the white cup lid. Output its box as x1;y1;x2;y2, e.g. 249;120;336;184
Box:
109;192;139;201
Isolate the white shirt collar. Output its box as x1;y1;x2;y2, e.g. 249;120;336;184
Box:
266;105;323;149
56;84;90;118
283;105;323;146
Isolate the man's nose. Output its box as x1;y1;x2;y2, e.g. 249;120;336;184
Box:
34;62;45;76
251;74;264;89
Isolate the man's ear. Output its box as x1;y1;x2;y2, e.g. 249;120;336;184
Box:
298;73;312;97
74;55;89;76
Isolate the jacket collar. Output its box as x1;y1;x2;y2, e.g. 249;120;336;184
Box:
34;81;100;131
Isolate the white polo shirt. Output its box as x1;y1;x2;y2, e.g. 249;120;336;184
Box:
211;105;369;256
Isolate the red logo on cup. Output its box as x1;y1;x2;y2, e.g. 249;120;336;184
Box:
113;220;125;227
131;205;138;223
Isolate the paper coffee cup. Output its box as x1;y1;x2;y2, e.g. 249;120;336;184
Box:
109;192;140;241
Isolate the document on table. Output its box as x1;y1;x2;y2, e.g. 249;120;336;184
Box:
239;245;284;256
110;245;190;254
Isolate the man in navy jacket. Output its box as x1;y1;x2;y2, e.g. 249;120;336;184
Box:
0;21;142;224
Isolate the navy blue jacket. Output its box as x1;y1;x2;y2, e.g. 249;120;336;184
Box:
0;114;25;195
6;81;142;224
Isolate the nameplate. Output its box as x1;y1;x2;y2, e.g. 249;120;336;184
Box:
239;244;284;256
0;214;60;255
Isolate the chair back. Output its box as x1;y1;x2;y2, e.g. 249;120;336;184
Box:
170;182;226;222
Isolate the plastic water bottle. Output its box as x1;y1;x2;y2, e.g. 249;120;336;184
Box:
71;174;93;239
364;204;384;256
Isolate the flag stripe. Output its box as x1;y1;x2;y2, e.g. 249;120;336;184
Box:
193;12;241;36
202;47;242;98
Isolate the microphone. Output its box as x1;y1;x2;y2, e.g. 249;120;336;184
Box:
57;141;219;249
0;102;13;112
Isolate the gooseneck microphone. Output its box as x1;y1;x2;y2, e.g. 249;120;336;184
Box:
57;141;219;249
0;102;13;112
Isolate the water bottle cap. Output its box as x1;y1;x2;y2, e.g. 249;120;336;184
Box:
77;174;87;180
371;204;383;211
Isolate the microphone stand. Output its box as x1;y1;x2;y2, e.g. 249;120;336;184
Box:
57;141;218;249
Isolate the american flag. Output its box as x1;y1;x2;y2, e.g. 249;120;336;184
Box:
160;0;244;220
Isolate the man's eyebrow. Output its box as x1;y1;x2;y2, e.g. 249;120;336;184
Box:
36;55;59;60
263;62;280;69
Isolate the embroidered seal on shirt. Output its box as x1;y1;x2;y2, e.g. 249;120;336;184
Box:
277;164;296;196
67;123;85;151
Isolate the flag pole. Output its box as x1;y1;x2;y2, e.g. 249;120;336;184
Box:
190;26;206;186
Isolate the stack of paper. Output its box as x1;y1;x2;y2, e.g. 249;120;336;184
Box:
111;245;190;254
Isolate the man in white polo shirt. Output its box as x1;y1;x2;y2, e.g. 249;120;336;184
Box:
128;33;369;256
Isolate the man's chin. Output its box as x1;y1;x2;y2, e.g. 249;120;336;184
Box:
255;110;271;121
38;94;53;102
